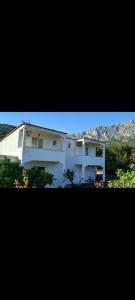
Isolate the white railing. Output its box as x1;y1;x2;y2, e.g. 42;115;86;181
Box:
74;155;104;167
23;146;65;164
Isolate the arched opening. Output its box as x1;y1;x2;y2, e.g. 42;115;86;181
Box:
96;166;103;182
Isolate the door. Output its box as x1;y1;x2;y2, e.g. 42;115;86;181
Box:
85;146;88;156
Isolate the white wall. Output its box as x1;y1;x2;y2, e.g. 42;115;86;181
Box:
25;131;65;151
85;166;96;181
74;165;82;183
0;127;23;161
65;139;75;170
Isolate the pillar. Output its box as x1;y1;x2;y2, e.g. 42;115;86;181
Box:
82;165;85;183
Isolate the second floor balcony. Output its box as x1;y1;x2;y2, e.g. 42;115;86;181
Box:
23;146;66;165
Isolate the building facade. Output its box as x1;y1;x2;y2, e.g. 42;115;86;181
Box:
0;123;105;187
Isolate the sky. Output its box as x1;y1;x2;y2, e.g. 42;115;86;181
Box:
0;112;135;134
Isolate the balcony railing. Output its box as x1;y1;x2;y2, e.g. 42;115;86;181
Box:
23;146;65;164
74;155;105;167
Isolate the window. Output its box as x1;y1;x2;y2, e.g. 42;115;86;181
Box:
32;137;38;148
38;139;43;149
68;143;71;148
85;146;88;156
76;141;82;147
53;140;56;146
96;147;103;157
32;137;43;148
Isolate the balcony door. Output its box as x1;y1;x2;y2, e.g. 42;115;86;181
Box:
85;146;88;156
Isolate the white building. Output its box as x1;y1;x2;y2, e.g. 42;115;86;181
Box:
0;123;105;187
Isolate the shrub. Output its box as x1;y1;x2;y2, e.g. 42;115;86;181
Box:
26;167;54;188
0;158;24;188
108;164;135;188
64;169;75;186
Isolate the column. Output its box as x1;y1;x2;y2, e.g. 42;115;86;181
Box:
103;166;105;182
103;144;106;182
82;139;85;156
21;126;26;166
82;165;85;183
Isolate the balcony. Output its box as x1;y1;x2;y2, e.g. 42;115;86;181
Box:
23;146;65;164
74;155;105;167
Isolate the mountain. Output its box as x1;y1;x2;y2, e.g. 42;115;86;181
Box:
0;124;15;140
69;120;135;143
1;120;135;144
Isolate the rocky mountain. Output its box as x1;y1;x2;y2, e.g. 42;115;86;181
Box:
0;124;15;140
1;120;135;144
69;120;135;143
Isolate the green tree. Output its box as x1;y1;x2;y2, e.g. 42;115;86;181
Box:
26;167;54;188
0;158;24;188
108;164;135;188
64;169;75;186
106;142;133;178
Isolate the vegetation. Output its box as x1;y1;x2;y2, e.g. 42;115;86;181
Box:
0;158;24;188
0;124;15;140
106;141;134;179
26;167;54;188
0;159;54;188
64;169;75;186
14;174;29;188
108;164;135;188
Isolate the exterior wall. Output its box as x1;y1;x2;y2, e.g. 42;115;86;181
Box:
65;139;75;170
0;127;23;161
74;165;82;183
84;166;96;181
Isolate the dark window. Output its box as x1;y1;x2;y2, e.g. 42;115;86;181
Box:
76;141;82;147
53;140;56;146
38;139;43;149
68;143;71;148
96;147;103;157
32;137;37;148
85;147;88;156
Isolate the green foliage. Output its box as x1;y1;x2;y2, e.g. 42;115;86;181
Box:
108;164;135;188
106;141;133;177
0;158;24;188
26;167;54;188
0;124;15;140
64;169;75;185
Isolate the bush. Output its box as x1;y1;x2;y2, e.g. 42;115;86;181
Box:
26;167;54;188
106;142;133;177
108;164;135;188
0;158;24;188
64;169;75;186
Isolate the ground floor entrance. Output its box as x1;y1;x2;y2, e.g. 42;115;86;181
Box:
74;164;105;184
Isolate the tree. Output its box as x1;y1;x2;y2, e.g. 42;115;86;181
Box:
106;142;133;178
26;167;54;188
0;158;24;188
64;169;75;186
108;164;135;188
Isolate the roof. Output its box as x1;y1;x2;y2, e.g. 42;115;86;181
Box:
22;123;67;135
0;122;67;142
67;136;106;144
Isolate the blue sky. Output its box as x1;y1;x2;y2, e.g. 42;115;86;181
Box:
0;112;135;134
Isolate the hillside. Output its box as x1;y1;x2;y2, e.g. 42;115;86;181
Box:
1;120;135;144
69;120;135;143
0;124;15;140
